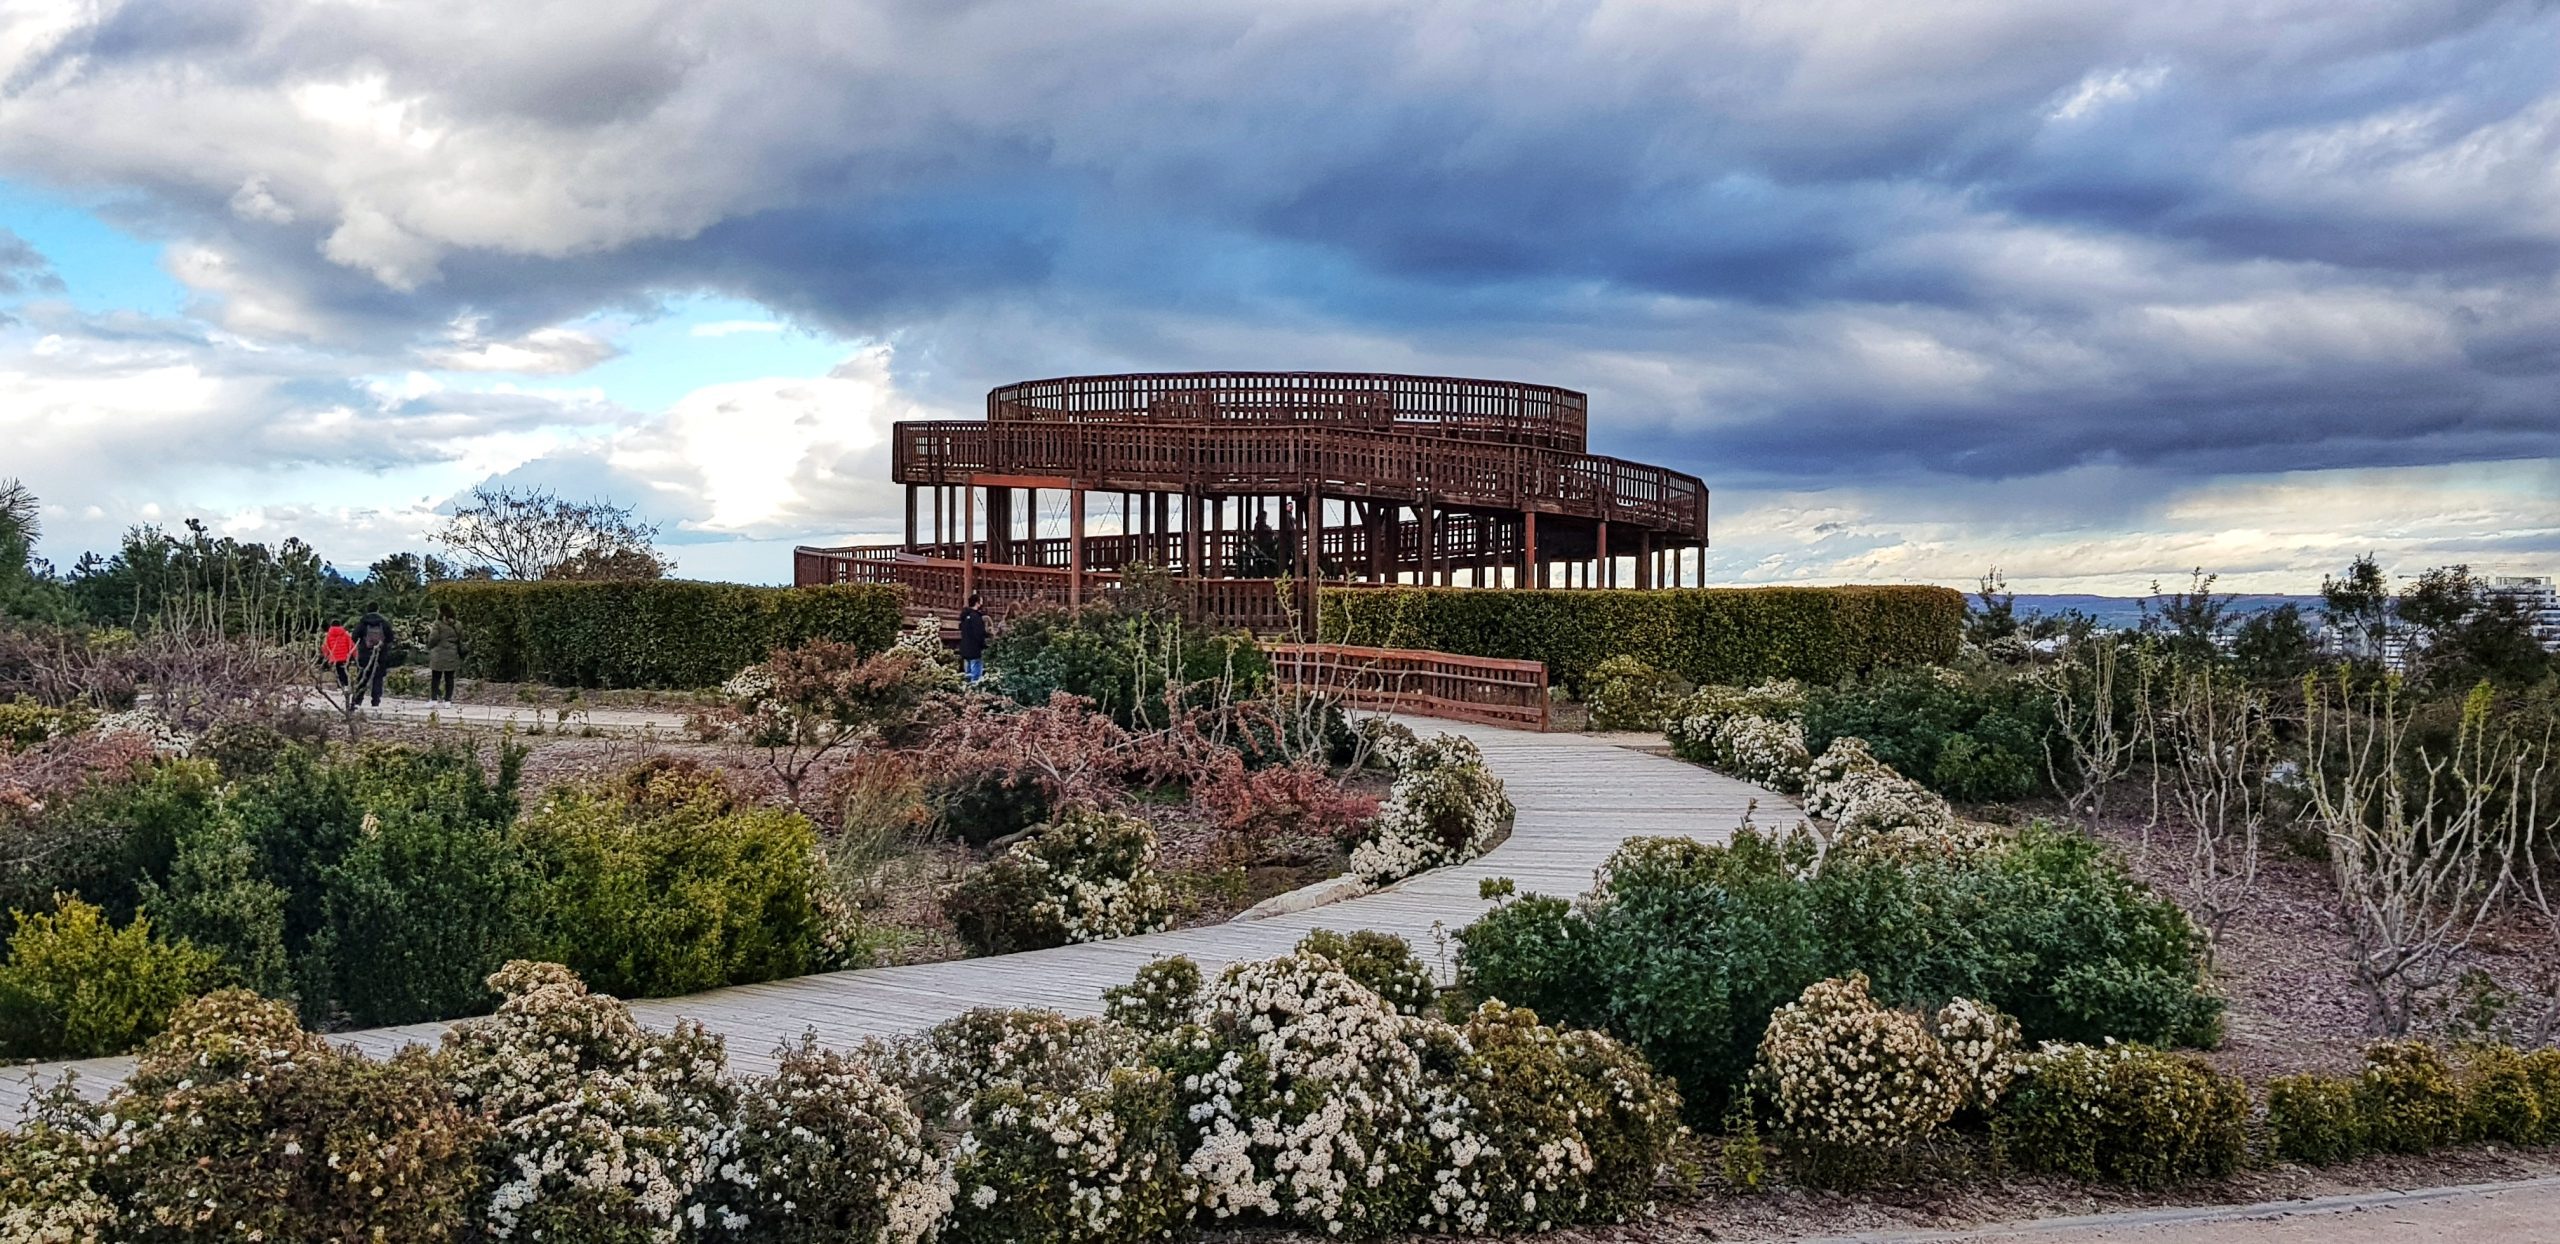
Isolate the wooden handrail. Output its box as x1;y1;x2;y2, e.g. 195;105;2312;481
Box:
1267;641;1550;731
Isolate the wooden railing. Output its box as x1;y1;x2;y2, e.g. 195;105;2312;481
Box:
890;420;1707;541
988;371;1589;452
1267;642;1550;731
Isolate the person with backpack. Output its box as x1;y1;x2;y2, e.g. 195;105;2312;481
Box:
351;605;396;708
958;593;990;683
425;603;465;702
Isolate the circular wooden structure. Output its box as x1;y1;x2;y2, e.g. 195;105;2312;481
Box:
795;370;1709;632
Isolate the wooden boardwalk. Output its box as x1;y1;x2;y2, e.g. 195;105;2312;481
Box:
1;717;1786;1114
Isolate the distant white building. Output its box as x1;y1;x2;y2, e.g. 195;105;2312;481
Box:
2479;575;2560;652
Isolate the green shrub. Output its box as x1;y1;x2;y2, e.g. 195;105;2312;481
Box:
1296;928;1435;1015
2265;1073;2365;1164
1802;666;2051;802
2459;1044;2545;1145
0;897;220;1058
182;741;532;1026
941;809;1170;957
985;603;1269;729
880;1007;1145;1132
1459;822;2219;1116
1458;831;1823;1115
0;696;88;748
513;766;823;998
929;768;1052;848
2525;1048;2560;1145
1318;584;1966;688
0;756;217;919
100;990;483;1243
1997;1043;2249;1186
431;579;905;688
1584;654;1682;731
2356;1040;2464;1154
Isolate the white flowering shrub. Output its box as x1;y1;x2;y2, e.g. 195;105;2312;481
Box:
892;613;958;668
1413;1001;1687;1234
1802;738;2000;861
1104;957;1205;1035
943;809;1172;955
692;1037;953;1244
1663;681;1804;762
95;989;481;1242
1154;952;1433;1235
0;1085;115;1244
1297;928;1437;1016
1930;996;2024;1112
881;1008;1182;1244
946;1069;1190;1243
89;708;190;756
879;1008;1146;1133
1753;974;1965;1167
1710;714;1813;793
441;961;734;1244
1349;733;1513;885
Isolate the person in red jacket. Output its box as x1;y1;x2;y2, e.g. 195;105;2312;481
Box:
323;623;355;687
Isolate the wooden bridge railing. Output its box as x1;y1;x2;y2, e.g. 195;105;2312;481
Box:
1266;642;1550;731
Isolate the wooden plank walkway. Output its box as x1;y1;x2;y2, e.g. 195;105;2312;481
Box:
1;713;1788;1115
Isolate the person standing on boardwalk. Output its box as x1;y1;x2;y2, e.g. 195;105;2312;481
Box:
425;603;464;703
351;605;396;708
323;622;355;687
957;593;990;683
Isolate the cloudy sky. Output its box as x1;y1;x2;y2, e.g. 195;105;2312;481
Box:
2;0;2555;592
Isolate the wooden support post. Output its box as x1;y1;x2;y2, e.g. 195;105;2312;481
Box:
1184;490;1203;581
904;484;917;549
932;485;945;546
1419;502;1436;588
1521;510;1538;589
1024;488;1037;554
1156;493;1172;566
1596;520;1609;590
1068;486;1085;610
962;483;977;601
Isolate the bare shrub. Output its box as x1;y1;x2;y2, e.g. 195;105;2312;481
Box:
2303;676;2539;1036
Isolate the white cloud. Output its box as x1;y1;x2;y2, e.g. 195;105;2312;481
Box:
2045;63;2170;121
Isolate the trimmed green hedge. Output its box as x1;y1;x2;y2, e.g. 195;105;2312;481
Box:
429;581;906;688
1317;585;1965;689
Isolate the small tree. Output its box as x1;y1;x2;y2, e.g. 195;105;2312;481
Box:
2146;666;2270;969
2040;633;2151;824
2140;568;2234;666
1968;567;2020;648
433;485;667;581
2321;553;2393;662
692;642;953;802
2302;674;2534;1036
2231;603;2320;683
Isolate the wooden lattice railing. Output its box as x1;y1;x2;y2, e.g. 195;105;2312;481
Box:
1266;642;1549;731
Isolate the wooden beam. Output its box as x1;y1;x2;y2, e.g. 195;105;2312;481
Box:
1068;487;1085;609
962;485;976;601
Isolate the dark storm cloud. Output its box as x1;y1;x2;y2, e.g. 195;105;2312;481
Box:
2;0;2557;493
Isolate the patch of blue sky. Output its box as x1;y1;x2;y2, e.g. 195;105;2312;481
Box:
0;180;188;315
566;292;853;411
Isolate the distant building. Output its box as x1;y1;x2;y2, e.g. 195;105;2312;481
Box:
2479;575;2560;652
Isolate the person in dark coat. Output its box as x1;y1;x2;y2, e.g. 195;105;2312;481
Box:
425;603;464;702
351;605;396;708
957;593;990;683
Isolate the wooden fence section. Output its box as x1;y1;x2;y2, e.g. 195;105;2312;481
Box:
1268;642;1550;731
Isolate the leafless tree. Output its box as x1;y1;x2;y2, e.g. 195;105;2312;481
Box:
2145;665;2271;969
2040;633;2152;824
2304;674;2536;1036
433;486;667;581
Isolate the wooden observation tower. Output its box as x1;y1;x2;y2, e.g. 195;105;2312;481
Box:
794;371;1709;633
